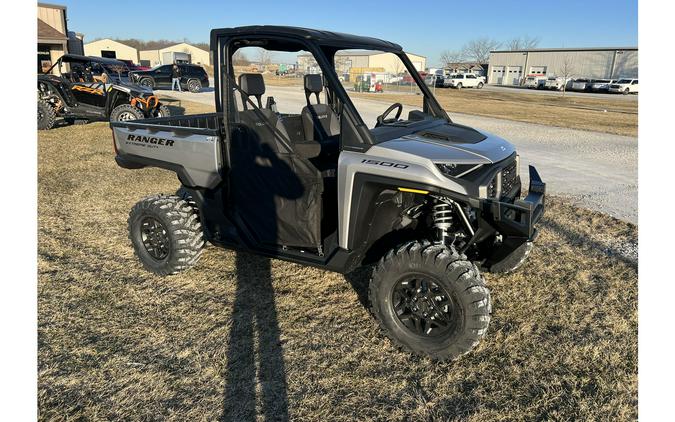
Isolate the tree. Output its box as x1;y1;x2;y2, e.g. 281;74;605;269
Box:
557;55;576;97
462;38;501;64
233;50;250;66
257;49;272;66
439;50;466;67
505;36;540;51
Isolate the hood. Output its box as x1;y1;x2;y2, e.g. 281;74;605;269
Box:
111;80;154;96
376;123;516;164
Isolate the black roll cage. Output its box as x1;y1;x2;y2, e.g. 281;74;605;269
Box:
210;28;450;152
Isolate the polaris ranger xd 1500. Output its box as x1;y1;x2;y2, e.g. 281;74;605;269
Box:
111;26;545;361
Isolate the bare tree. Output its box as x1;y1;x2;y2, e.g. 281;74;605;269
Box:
557;55;576;96
505;36;540;51
257;49;273;69
233;50;250;66
462;38;501;64
439;50;466;68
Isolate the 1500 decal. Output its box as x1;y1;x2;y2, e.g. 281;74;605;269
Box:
361;159;409;169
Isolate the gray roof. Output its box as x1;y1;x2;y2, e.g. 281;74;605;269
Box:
491;46;637;53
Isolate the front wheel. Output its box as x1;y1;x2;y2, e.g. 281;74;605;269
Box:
455;83;462;90
369;241;491;361
623;88;630;95
128;195;205;276
110;104;144;122
38;99;56;130
476;82;484;89
187;79;202;93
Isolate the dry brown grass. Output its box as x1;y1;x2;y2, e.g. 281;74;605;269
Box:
351;88;637;137
38;101;637;421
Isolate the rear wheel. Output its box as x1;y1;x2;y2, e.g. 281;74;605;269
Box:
623;88;630;95
38;99;56;130
187;79;202;93
139;78;154;89
369;241;491;361
154;104;171;118
128;195;205;276
110;104;144;122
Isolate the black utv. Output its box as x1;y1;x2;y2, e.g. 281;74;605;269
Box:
38;54;171;130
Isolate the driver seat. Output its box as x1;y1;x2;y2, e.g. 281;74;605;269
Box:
300;74;340;144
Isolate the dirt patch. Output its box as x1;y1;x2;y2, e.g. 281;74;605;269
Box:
38;105;637;421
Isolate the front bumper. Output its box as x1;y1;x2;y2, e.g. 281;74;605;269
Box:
482;165;545;241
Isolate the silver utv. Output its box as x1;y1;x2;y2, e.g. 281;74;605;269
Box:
112;26;545;361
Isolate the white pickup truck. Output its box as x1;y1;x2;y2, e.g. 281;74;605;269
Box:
608;78;638;94
543;76;572;91
444;73;485;89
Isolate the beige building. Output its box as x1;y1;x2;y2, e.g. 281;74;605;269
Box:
139;43;211;67
38;3;69;73
487;47;638;85
84;39;139;62
298;51;426;74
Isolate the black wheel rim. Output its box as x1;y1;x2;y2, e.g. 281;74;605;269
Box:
391;276;457;337
140;217;170;260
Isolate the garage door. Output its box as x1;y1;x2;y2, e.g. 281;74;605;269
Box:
507;66;522;85
491;66;505;84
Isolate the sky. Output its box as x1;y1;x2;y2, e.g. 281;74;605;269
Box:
59;0;638;66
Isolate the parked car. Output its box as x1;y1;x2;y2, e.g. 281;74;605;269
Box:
588;79;616;92
38;54;170;130
119;59;151;71
570;78;592;91
424;73;445;87
445;73;484;89
608;78;638;95
129;63;210;93
524;75;546;89
543;76;571;91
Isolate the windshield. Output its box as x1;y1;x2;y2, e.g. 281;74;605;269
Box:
333;49;446;132
617;79;632;83
595;79;610;83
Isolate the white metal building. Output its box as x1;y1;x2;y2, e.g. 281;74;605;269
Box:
487;47;638;85
298;51;426;74
84;39;139;62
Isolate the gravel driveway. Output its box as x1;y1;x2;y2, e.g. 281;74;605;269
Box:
161;86;637;224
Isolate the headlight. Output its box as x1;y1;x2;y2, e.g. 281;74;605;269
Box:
436;163;482;178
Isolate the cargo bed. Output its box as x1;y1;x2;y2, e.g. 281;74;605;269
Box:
111;113;224;188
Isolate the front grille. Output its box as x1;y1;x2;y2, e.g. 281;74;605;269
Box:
486;157;520;199
500;160;519;198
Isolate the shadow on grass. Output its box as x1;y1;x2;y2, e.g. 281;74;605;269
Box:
220;254;289;421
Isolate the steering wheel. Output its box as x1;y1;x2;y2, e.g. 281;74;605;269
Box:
376;103;403;126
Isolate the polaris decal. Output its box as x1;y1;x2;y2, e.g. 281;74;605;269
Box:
126;134;175;148
361;159;409;169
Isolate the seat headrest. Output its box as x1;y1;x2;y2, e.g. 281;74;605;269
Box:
304;74;323;94
239;73;265;97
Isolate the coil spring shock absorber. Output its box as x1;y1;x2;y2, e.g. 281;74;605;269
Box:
432;200;455;244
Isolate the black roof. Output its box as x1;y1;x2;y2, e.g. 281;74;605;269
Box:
60;53;126;66
210;25;402;52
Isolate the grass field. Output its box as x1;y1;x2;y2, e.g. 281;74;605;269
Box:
263;75;637;137
38;100;637;421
